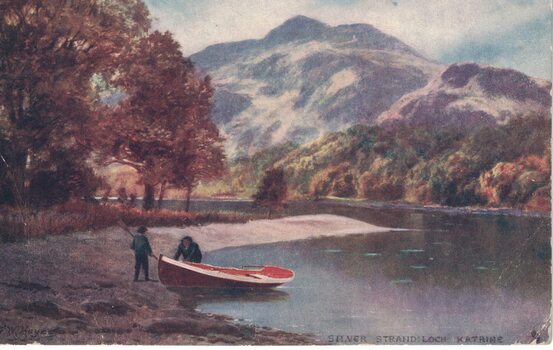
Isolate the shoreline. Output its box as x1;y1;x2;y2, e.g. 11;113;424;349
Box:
183;197;550;218
312;198;550;218
99;196;550;218
119;197;551;218
0;214;394;345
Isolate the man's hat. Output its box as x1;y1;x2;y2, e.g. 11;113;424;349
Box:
137;226;148;234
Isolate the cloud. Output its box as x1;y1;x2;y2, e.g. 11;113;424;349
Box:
145;0;551;79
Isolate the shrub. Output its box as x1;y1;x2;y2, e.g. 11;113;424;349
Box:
309;163;356;198
479;156;550;209
359;172;403;201
0;201;257;242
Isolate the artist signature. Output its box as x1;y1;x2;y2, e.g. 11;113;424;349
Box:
0;324;50;340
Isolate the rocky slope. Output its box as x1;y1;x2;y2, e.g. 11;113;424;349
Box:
377;62;552;129
191;15;442;157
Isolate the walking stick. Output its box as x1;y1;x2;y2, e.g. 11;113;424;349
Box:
117;219;135;238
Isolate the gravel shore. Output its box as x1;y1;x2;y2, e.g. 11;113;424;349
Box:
0;214;394;344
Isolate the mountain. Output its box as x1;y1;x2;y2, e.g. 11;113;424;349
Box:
377;62;552;128
194;57;552;211
191;15;442;157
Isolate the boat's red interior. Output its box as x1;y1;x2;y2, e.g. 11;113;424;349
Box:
187;262;294;279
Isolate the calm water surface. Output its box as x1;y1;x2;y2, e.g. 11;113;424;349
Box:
170;200;551;344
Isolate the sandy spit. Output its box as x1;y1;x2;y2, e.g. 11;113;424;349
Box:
151;214;398;254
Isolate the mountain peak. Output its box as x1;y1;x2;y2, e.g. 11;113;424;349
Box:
264;15;329;44
281;15;326;27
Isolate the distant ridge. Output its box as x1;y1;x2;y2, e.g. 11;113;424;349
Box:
377;62;552;128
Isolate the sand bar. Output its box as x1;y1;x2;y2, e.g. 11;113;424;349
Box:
151;214;398;254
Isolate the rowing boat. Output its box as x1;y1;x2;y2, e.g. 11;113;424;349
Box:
157;255;295;288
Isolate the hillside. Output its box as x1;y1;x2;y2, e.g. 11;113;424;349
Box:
207;111;550;212
191;15;442;157
377;62;552;129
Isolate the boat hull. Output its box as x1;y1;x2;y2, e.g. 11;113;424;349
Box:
158;255;294;288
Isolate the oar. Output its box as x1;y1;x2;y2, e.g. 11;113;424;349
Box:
117;219;135;238
117;219;158;260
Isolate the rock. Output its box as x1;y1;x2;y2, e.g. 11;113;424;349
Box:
128;293;159;310
208;336;237;344
144;317;244;337
15;300;81;320
81;299;133;316
52;318;90;334
94;327;132;334
144;318;198;335
65;284;96;290
2;281;50;291
14;281;51;291
95;281;115;289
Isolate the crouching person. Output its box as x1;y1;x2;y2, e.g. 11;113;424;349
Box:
174;236;202;263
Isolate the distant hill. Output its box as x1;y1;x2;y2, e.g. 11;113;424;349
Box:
191;15;442;157
209;111;550;212
377;62;552;129
199;60;552;211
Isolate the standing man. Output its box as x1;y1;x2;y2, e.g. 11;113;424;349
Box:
131;226;153;281
174;236;202;263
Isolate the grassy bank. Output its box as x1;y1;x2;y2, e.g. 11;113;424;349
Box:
0;201;259;242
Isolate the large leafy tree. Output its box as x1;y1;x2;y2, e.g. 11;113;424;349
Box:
253;167;287;219
169;78;226;211
99;31;225;210
0;0;150;206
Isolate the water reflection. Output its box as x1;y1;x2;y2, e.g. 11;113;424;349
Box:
168;287;289;309
156;199;550;344
199;220;550;344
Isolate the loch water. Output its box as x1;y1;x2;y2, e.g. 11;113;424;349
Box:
173;200;551;344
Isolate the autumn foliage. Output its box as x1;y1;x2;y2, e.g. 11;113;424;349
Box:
0;0;150;207
229;113;551;212
96;30;225;211
0;0;226;214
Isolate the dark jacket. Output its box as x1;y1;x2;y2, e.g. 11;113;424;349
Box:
174;241;202;263
131;233;152;257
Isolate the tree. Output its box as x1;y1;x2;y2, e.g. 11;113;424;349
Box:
0;0;150;207
98;31;226;210
253;168;287;219
169;95;227;211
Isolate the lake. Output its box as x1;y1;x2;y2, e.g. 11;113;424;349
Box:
170;200;551;344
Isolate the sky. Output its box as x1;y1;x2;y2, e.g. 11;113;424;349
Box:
145;0;552;79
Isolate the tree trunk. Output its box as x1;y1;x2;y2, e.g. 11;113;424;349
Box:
158;181;166;209
185;184;192;212
143;183;155;211
10;149;29;208
267;206;272;219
